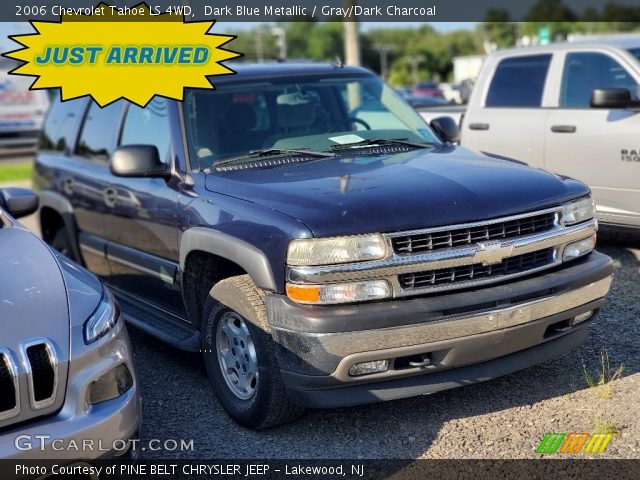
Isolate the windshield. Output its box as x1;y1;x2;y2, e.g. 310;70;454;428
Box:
629;48;640;63
183;73;440;170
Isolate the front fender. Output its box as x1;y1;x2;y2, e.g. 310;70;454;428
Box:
179;227;276;292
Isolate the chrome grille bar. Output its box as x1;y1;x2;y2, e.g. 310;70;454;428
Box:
21;339;58;410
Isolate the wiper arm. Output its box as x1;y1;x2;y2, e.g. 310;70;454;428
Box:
330;138;434;151
215;148;334;168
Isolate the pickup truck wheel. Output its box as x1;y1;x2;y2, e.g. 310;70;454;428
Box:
201;275;304;429
51;228;76;261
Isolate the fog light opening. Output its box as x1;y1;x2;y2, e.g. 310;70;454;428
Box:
88;364;133;405
563;234;597;262
574;310;594;324
349;360;389;377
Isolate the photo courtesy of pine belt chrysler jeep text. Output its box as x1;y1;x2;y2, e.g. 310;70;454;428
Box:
34;63;613;429
0;187;141;463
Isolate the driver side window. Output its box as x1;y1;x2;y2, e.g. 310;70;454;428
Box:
560;52;639;108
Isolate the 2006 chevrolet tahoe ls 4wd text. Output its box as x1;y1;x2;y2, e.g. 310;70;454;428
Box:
34;63;613;429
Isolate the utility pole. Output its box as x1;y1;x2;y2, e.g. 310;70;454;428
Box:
343;0;360;66
254;28;264;63
406;55;423;85
271;27;287;61
373;44;394;80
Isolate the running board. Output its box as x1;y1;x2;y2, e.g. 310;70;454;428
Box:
112;291;201;352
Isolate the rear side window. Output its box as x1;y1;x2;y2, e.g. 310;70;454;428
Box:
561;52;639;108
39;97;87;153
486;54;551;107
120;98;171;162
75;101;123;160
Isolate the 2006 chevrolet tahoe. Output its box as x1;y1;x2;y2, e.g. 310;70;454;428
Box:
34;63;613;429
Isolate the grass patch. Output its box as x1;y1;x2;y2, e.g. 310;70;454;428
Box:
0;161;33;183
582;350;624;400
590;416;622;435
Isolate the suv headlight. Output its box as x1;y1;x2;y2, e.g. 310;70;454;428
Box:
287;234;388;266
84;290;119;344
561;196;596;226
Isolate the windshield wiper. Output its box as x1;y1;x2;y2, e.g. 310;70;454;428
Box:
330;138;434;151
215;148;334;168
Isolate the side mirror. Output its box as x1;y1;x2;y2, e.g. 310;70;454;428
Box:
430;116;460;143
0;188;39;219
110;145;170;178
590;88;631;109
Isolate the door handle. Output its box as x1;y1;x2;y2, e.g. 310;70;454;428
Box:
468;123;489;131
103;187;118;208
550;125;576;133
62;177;75;195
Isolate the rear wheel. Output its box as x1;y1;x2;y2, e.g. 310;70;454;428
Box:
201;275;304;429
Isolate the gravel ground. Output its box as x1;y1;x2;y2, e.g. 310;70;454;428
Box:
127;237;640;460
8;206;639;459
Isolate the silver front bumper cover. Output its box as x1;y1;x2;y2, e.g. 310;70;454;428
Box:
297;276;611;360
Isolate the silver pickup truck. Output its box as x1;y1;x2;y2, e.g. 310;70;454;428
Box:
420;37;640;230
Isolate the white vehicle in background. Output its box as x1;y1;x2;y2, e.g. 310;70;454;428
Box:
0;59;49;155
422;37;640;230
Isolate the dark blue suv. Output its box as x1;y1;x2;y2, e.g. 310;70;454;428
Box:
35;63;613;429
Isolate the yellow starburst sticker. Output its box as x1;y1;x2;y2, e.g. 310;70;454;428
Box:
3;2;241;107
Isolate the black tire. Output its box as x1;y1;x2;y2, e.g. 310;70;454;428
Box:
201;275;304;429
51;227;76;261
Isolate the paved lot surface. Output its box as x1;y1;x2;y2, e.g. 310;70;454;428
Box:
6;199;639;459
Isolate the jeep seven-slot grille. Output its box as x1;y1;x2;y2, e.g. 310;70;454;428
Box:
399;248;555;290
26;344;55;402
392;212;556;255
0;354;16;413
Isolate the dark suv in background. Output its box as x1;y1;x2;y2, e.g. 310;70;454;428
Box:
35;63;613;429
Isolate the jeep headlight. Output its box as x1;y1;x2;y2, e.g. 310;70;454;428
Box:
84;290;119;344
287;234;388;266
561;196;596;226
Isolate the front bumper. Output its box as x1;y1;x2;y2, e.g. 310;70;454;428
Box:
0;320;141;462
266;251;613;408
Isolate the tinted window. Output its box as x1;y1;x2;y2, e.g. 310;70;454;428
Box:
629;48;640;62
39;97;88;152
561;52;639;108
75;101;123;159
486;54;551;107
120;98;171;162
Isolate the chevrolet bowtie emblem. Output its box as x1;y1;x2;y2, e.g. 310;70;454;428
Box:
474;242;514;266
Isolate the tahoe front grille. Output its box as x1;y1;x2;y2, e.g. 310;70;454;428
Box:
399;248;555;290
392;212;556;255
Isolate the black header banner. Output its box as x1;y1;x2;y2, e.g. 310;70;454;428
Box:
3;0;640;22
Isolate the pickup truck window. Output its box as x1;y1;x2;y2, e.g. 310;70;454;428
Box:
75;101;123;160
183;74;439;171
560;52;639;108
486;54;551;108
120;98;171;162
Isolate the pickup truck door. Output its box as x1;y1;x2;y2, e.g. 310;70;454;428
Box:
462;53;552;167
101;99;185;316
545;50;640;228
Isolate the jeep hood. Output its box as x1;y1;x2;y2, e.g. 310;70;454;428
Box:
0;224;70;353
204;146;590;237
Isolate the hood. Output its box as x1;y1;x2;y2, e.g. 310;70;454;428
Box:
205;146;590;237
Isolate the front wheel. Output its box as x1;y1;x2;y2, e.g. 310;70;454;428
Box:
50;227;76;261
201;275;304;429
